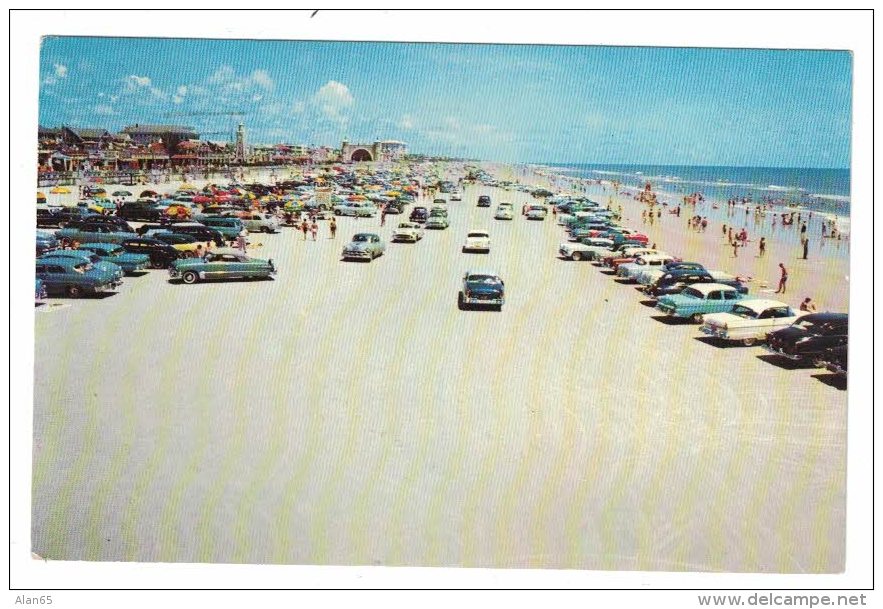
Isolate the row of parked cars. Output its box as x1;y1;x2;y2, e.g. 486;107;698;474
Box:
553;196;849;380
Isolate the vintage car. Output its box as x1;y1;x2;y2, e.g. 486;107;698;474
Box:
450;190;463;201
700;299;808;346
382;202;403;215
64;215;133;233
458;270;505;311
239;212;280;234
816;344;848;376
78;242;150;274
494;203;513;220
643;269;748;298
36;230;59;256
149;231;212;256
53;206;101;227
119;237;182;269
462;230;491;253
158;222;226;247
197;216;244;240
36;258;121;297
36;207;61;228
392;222;425;243
636;261;706;286
478;195;492;208
425;211;450;230
558;237;616;261
39;250;124;282
342;233;386;261
334;201;377;217
764;313;849;363
526;205;548;220
409;206;429;223
601;247;660;269
56;224;139;245
616;254;678;281
117;202;164;222
655;283;746;323
169;248;276;284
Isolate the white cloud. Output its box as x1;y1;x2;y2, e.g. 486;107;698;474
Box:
399;114;414;130
128;75;151;87
252;94;263;102
149;87;168;100
177;85;188;96
173;95;185;104
292;100;305;114
94;104;116;115
312;80;354;123
209;65;235;84
251;69;273;90
54;64;68;78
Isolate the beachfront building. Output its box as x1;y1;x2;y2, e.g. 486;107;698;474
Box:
121;124;199;151
339;140;409;163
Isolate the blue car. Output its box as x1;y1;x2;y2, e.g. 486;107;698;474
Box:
655;283;746;323
39;250;124;282
35;278;47;303
78;242;150;274
35;258;121;297
36;230;58;256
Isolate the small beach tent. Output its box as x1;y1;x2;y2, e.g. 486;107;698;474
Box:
140;190;159;198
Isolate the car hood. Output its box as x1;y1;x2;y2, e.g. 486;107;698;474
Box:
657;294;700;307
344;242;371;251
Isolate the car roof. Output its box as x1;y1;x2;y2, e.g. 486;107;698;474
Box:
207;248;247;257
735;299;791;312
465;269;501;277
684;283;740;295
468;229;489;235
36;257;82;268
79;242;121;250
800;312;848;323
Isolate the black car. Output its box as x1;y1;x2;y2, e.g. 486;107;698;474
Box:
644;270;720;298
817;344;848;376
164;224;226;247
117;202;163;222
477;195;491;207
36;208;61;228
409;207;429;223
119;237;182;269
765;313;849;363
54;207;100;227
383;202;403;215
65;216;134;233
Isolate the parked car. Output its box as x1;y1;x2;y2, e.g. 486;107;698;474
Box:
56;224;139;245
458;270;505;311
478;195;492;208
162;223;226;247
655;283;747;323
764;313;849;363
149;231;211;256
450;190;463;201
643;269;747;298
36;230;59;256
54;207;100;227
169;248;276;284
342;233;386;261
35;258;121;297
383;202;403;215
601;247;661;269
35;278;48;303
816;344;848;376
616;254;679;280
558;237;615;261
119;237;182;269
117;202;164;222
409;206;429;223
78;242;151;274
239;212;280;234
334;201;377;217
494;203;513;220
198;216;244;240
636;261;706;286
462;230;491;253
526;205;548;220
36;207;61;228
392;222;424;243
40;249;124;282
64;216;133;233
700;299;807;346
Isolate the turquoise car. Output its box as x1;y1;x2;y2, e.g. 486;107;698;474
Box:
655;283;746;323
79;242;150;274
197;216;244;240
169;248;276;284
39;250;124;282
56;225;139;245
36;258;121;297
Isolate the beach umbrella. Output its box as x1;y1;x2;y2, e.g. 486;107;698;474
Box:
180;182;196;190
50;186;71;194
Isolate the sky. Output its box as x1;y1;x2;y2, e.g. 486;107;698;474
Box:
38;37;852;167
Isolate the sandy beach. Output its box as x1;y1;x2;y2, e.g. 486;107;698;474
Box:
31;162;847;572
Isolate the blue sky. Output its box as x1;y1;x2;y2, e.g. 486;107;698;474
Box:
38;37;852;167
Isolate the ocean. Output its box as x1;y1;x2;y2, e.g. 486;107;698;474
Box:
542;164;851;216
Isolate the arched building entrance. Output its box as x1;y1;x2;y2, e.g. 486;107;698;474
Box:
350;148;373;162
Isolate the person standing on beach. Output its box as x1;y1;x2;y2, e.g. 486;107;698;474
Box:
329;217;337;239
310;220;318;241
732;238;739;258
236;228;248;253
802;235;809;260
775;263;788;294
728;227;733;243
722;224;727;238
758;237;766;257
301;219;309;240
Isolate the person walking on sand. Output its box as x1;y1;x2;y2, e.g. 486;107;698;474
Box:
758;237;766;257
732;238;739;258
774;263;788;294
329;217;337;239
301;219;309;241
311;220;318;241
236;228;248;253
802;235;809;260
728;227;733;243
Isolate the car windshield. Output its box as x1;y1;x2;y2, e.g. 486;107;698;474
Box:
730;305;760;319
104;249;122;257
793;319;817;330
352;234;371;242
74;262;92;273
467;275;500;284
468;232;488;238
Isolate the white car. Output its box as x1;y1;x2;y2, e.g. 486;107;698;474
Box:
462;229;491;253
700;299;808;346
450;191;463;201
616;254;676;280
558;238;615;261
392;221;424;243
526;205;548;220
494;203;514;220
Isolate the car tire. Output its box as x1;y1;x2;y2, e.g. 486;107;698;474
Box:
742;337;757;347
182;271;199;284
458;291;465;310
571;251;583;261
150;258;165;269
691;313;704;324
66;285;84;298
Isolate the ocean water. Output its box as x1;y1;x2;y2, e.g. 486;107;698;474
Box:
544;164;851;216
